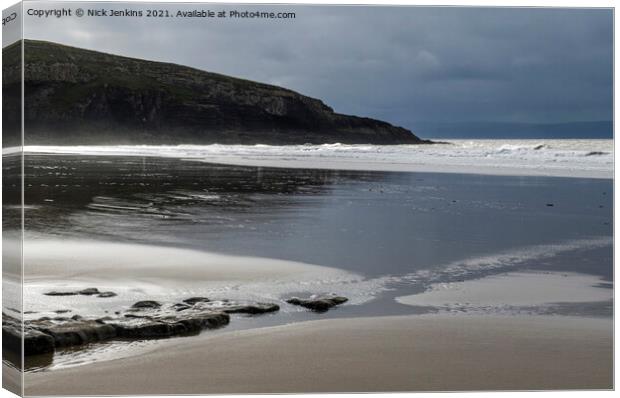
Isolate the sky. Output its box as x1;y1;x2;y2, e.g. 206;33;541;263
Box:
17;2;614;137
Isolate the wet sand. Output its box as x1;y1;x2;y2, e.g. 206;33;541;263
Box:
25;314;612;395
10;153;614;394
2;363;21;396
22;239;350;283
396;271;612;309
17;239;364;325
193;156;613;179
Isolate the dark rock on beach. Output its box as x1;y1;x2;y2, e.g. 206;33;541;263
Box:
31;318;117;348
73;307;228;340
44;291;78;296
112;317;185;338
131;300;162;309
6;296;281;357
44;288;118;297
23;328;56;355
172;303;192;311
217;302;280;315
286;294;349;312
182;297;211;305
78;288;100;295
3;314;56;356
188;299;280;315
3;307;230;356
114;311;230;338
173;312;230;332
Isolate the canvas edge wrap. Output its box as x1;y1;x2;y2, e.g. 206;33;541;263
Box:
2;1;25;396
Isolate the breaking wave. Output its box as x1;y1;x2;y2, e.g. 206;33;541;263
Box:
24;139;613;178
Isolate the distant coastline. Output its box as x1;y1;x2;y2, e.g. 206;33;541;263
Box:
415;121;613;139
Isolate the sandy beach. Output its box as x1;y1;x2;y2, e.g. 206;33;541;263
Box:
22;239;349;283
17;238;374;324
396;271;613;311
6;153;612;395
24;314;612;395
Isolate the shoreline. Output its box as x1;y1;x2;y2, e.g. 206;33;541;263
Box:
24;313;613;394
194;157;614;179
19;140;614;179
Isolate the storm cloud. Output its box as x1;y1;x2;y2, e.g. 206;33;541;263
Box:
21;2;613;138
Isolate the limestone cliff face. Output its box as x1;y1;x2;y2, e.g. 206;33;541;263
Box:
4;40;427;145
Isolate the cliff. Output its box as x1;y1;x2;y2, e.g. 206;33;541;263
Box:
3;40;427;145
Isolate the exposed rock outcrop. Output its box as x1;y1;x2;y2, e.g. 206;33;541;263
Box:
34;318;117;347
193;300;280;315
112;311;230;339
286;294;349;312
3;314;55;356
44;288;118;297
2;296;281;357
182;297;211;305
77;288;100;295
3;289;350;361
43;291;79;296
131;300;162;309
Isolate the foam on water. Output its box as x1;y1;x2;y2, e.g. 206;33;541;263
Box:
389;236;613;286
22;139;613;178
331;236;614;299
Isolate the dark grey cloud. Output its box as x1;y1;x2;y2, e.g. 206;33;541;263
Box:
22;2;613;137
